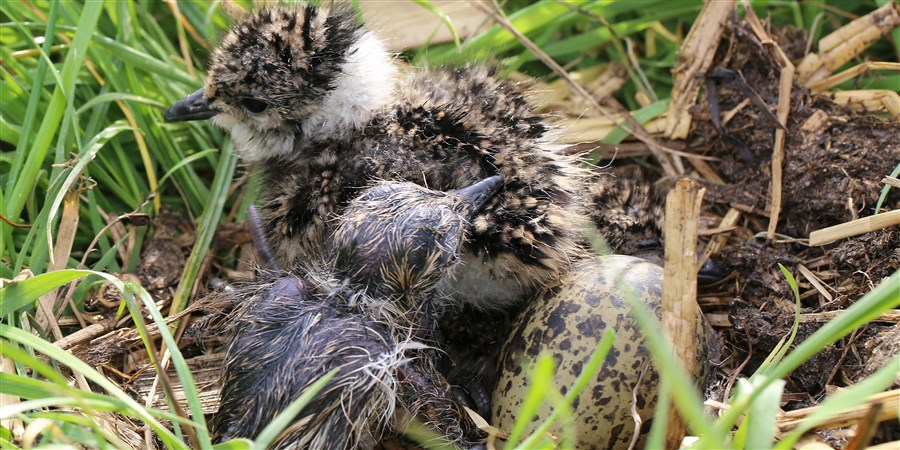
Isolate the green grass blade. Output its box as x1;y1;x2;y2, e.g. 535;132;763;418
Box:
506;353;555;447
0;269;92;316
252;368;340;449
1;0;60;198
0;324;189;449
775;354;900;450
743;377;785;450
169;140;237;315
5;1;104;222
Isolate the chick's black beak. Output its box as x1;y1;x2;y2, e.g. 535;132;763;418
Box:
457;175;504;218
164;88;219;122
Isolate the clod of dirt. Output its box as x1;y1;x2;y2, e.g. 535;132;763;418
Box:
850;323;900;388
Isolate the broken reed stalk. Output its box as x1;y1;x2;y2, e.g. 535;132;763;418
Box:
665;0;735;140
797;2;900;85
742;0;795;242
808;210;900;246
662;178;705;448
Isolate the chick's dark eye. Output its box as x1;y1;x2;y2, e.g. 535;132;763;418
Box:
240;97;269;114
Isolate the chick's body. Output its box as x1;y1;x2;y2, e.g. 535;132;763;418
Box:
176;5;589;310
259;66;587;309
213;178;502;448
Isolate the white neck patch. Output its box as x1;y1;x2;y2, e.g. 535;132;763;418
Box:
301;31;397;140
212;114;295;163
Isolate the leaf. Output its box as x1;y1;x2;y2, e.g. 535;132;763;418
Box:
0;269;91;316
775;354;900;449
744;376;785;450
506;353;556;447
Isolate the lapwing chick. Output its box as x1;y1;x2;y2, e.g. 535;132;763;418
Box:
212;177;503;449
165;4;590;310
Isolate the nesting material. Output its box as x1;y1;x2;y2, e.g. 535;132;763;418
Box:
664;0;735;140
808;210;900;246
662;178;705;447
775;389;900;435
797;2;900;85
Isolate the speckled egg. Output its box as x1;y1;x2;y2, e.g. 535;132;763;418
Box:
492;255;709;449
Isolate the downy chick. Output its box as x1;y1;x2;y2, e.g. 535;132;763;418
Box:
164;5;590;311
212;176;502;448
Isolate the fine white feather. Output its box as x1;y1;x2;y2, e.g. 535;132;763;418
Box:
302;32;397;140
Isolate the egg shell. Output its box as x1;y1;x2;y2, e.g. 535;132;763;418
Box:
492;255;709;449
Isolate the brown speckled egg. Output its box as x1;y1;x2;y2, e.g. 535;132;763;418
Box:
492;255;709;449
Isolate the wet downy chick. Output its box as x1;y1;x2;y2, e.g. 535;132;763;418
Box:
329;176;503;326
165;4;590;310
212;177;502;449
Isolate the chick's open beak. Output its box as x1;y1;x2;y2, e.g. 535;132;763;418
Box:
457;175;504;219
164;88;219;122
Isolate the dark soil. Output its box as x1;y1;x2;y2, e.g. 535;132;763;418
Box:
681;17;899;413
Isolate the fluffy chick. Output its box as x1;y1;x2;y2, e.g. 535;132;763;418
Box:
212;177;502;448
165;5;590;310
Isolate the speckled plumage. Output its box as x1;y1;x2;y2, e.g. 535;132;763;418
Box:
166;4;632;421
190;5;590;310
212;179;499;448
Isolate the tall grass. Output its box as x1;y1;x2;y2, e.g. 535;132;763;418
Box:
1;1;896;449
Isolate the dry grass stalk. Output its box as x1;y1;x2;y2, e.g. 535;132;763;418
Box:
0;356;24;437
831;89;900;116
883;176;900;189
36;190;81;337
55;317;119;350
559;114;668;144
797;264;834;303
519;66;606;110
361;1;491;51
807;61;900;91
720;98;751;126
808;210;900;246
844;400;883;450
741;0;795;242
665;0;735;139
474;2;681;177
799;310;900;324
797;2;900;85
775;389;900;435
688;156;726;184
662;178;705;447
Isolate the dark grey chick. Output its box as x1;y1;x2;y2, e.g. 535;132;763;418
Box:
212;176;503;449
164;4;590;311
